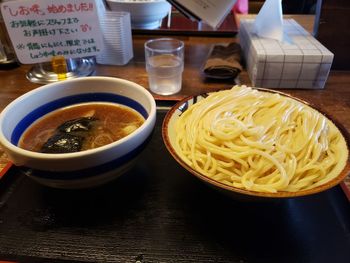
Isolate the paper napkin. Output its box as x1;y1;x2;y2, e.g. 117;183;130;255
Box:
252;0;284;42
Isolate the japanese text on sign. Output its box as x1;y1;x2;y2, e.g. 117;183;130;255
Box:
0;0;102;64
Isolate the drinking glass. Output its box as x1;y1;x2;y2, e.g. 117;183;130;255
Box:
144;38;184;95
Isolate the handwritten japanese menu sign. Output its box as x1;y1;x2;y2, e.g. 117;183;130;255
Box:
0;0;102;64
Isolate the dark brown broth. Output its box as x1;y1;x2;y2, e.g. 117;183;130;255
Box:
19;103;145;152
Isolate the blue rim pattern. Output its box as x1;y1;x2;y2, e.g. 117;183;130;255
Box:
20;134;152;180
11;92;148;145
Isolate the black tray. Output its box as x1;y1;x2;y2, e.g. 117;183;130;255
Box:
0;111;350;263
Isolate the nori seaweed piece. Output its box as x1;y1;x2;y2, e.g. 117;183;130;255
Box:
57;117;97;134
41;133;84;153
40;117;99;153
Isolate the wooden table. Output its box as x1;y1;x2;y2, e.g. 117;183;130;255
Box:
0;14;349;263
0;15;349;160
0;14;349;173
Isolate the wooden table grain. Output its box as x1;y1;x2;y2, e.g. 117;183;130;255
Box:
0;14;350;263
0;14;349;183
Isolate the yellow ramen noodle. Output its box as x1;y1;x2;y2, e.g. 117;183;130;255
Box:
175;86;349;193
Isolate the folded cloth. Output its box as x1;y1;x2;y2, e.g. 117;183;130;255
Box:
202;42;243;79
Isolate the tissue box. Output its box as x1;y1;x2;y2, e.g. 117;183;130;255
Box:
239;19;333;89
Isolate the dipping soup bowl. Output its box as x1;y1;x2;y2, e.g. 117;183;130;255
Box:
0;76;156;189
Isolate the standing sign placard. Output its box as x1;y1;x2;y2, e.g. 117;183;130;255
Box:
0;0;102;64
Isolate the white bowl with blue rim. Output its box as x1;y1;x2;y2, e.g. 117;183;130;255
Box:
0;76;156;189
107;0;171;29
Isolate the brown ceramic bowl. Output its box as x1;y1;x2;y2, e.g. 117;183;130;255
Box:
162;88;350;200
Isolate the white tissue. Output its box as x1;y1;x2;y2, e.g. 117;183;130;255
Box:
252;0;284;42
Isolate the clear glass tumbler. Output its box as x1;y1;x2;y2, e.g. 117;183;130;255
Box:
144;38;184;96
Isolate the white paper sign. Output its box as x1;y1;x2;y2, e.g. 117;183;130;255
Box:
0;0;103;64
168;0;237;29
